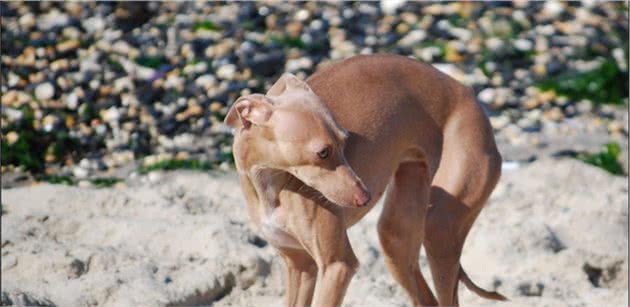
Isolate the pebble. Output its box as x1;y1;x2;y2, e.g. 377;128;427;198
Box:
7;72;20;87
478;88;496;104
543;1;565;18
490;115;510;130
210;102;224;113
73;166;89;179
485;37;505;52
18;13;36;29
102;107;121;123
399;30;427;47
148;172;162;183
35;83;55;101
56;40;80;53
217;64;237;80
380;0;407;15
195;74;217;90
514;39;533;52
6;132;19;145
0;1;626;181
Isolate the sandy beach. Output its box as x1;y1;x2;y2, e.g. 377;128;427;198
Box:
2;158;627;306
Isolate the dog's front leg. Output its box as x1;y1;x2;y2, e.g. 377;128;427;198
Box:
311;245;358;307
299;206;358;307
278;247;318;307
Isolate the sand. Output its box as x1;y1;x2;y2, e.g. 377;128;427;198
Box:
1;158;627;306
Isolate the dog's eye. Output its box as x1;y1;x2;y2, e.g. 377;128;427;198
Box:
317;147;330;159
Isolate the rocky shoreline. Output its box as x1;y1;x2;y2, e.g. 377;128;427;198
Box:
1;2;628;186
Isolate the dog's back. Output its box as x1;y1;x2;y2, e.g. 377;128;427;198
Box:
306;54;500;215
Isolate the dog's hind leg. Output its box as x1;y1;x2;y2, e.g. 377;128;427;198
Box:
424;145;502;306
377;162;438;306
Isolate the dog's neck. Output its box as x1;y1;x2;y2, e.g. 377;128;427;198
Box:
247;166;289;209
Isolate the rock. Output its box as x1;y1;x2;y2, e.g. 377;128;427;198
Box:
514;39;533;52
485;37;505;52
380;0;407;15
82;16;106;34
35;83;55;101
66;92;79;110
5;132;19;145
518;282;544;297
56;40;80;53
432;64;466;83
523;98;541;110
576;100;593;114
18;13;36;29
7;72;20;88
195;74;217;91
490;115;510;130
607;121;625;134
613;48;627;71
478;88;496;104
102;107;121;123
51;59;70;72
147;171;162;183
543;1;564;18
295;9;311;22
399;30;426;47
285;57;313;73
247;51;285;77
395;23;410;34
38;9;70;31
72;166;89;179
217;64;237;80
3;108;24;121
543;107;563;122
68;259;86;279
42;115;59;132
112;41;132;55
210;102;224;113
113;77;134;93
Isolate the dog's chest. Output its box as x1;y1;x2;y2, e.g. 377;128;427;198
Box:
258;210;301;249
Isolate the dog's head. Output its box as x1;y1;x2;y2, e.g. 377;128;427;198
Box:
225;73;371;207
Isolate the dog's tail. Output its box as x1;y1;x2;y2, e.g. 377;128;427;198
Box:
459;267;508;301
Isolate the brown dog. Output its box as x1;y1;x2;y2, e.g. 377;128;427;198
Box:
225;54;506;306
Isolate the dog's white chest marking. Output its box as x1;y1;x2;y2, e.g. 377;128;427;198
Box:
259;210;302;249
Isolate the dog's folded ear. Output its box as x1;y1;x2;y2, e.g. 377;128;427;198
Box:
224;94;273;129
267;73;314;96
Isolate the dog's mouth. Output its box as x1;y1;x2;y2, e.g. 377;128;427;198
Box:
284;173;337;206
267;168;369;208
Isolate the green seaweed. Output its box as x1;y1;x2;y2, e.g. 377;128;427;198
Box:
38;175;123;187
420;41;446;59
40;175;75;185
134;56;164;69
242;20;257;32
1;106;83;173
89;177;122;187
536;59;628;105
2;107;46;173
576;142;625;175
107;57;124;71
217;150;235;165
271;35;307;50
138;159;215;173
193;20;221;32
